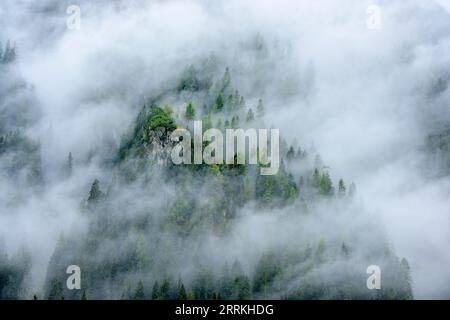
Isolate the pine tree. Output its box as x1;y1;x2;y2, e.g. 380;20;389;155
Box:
234;275;251;299
177;279;187;300
2;40;11;64
319;172;334;196
47;279;64;300
81;290;87;300
338;179;346;197
66;152;73;177
231;116;238;127
159;278;172;300
256;99;265;118
202;114;212;131
238;96;246;109
222;67;231;89
185;102;196;120
151;281;160;300
87;179;103;203
214;93;224;112
312;168;321;189
246;108;255;122
134;280;145;300
226;94;234;112
286;146;295;161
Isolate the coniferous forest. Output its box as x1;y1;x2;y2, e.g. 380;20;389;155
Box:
1;0;450;300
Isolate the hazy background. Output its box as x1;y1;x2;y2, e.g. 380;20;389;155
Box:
0;0;449;298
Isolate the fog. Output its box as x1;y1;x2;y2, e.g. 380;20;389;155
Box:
0;0;449;299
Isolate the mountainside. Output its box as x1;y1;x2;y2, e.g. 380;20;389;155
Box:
42;66;413;300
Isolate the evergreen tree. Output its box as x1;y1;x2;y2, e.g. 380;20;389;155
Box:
219;263;233;299
238;96;246;109
81;289;87;300
202;114;212;131
319;172;334;196
222;67;231;89
151;281;160;300
256;99;265;118
159;278;172;300
185;102;196;120
226;94;234;112
253;254;280;299
233;275;251;299
134;280;145;300
47;279;64;300
178;65;199;91
87;179;103;203
286;146;295;161
231;116;238;127
177;279;187;299
341;242;350;258
246;108;255;122
338;179;346;197
66;152;73;178
214;93;224;112
312;168;321;189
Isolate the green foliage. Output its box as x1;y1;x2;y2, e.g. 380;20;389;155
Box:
177;279;187;299
185;102;196;120
37;65;414;302
202;114;212;131
253;254;281;298
147;107;176;133
319;172;334;197
178;65;200;91
151;281;160;300
214;93;224;113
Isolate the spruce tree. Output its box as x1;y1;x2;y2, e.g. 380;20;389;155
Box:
338;179;346;197
214;93;224;112
177;279;187;299
134;281;145;300
151;281;160;300
256;99;265;118
246;108;255;122
87;179;103;203
185;102;196;120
